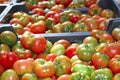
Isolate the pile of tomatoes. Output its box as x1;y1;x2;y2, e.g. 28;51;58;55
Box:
0;27;120;79
10;0;114;35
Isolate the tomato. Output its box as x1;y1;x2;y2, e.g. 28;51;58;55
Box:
46;17;55;30
70;72;90;80
96;43;107;52
76;43;96;62
52;23;62;33
101;42;120;58
57;74;70;80
101;9;115;19
109;55;120;74
84;0;97;7
53;13;61;24
32;8;45;16
72;22;89;32
55;0;72;7
31;35;47;54
0;44;10;52
60;21;74;32
92;52;110;69
99;33;114;43
83;36;98;47
65;43;79;58
13;58;34;75
53;55;71;77
0;69;19;80
20;32;34;49
60;12;70;23
112;27;120;41
91;68;113;80
113;73;120;80
0;31;17;47
12;41;32;59
98;19;109;30
45;11;57;19
70;55;79;63
12;23;24;35
46;54;57;62
0;52;18;69
50;4;64;13
71;64;94;77
88;4;102;16
30;21;46;34
91;29;106;40
83;17;98;31
21;73;38;80
0;64;6;75
33;58;55;78
50;44;65;56
10;18;22;24
54;39;71;49
69;13;80;23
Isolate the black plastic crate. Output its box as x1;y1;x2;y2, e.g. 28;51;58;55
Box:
106;18;120;34
18;32;91;43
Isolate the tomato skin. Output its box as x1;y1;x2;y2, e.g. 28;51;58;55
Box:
13;58;34;75
65;43;78;58
0;52;18;69
69;13;80;23
101;9;115;19
21;73;38;80
32;8;45;16
84;0;97;7
31;36;47;54
55;0;72;7
0;44;10;53
45;54;57;62
101;43;120;58
57;74;70;80
30;21;46;34
88;4;102;16
113;73;120;80
109;55;120;74
53;55;72;77
92;52;110;69
33;58;55;78
112;27;120;41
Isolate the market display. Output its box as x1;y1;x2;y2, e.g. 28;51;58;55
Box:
0;0;120;80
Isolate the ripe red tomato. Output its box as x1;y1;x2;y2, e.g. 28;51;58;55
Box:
0;52;18;69
30;21;46;34
45;54;57;62
101;43;120;58
65;43;79;58
32;8;45;16
31;36;47;54
84;0;97;7
55;0;72;7
109;55;120;74
92;52;110;69
69;13;80;23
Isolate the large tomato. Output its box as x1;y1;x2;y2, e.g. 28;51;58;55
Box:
84;0;97;7
53;55;72;77
109;55;120;74
30;21;46;34
31;35;47;54
55;0;72;7
0;52;18;69
13;58;34;75
33;58;55;78
101;42;120;58
92;52;110;69
112;27;120;41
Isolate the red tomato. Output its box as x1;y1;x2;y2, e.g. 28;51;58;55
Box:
0;64;6;75
13;58;34;75
50;4;64;13
84;0;97;7
65;43;79;58
109;55;120;74
45;54;57;62
32;8;45;16
69;13;81;23
10;18;22;24
98;19;109;30
30;21;46;34
101;43;120;58
92;52;110;69
31;36;47;54
45;11;57;19
0;52;18;69
55;0;72;7
54;39;71;49
99;33;114;43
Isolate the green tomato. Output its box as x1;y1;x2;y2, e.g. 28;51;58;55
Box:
71;64;94;77
50;44;65;55
76;43;96;62
91;68;113;80
70;72;90;80
0;69;19;80
21;73;38;80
